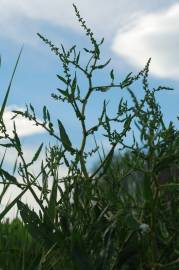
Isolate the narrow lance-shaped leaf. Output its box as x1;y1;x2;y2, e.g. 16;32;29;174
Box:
43;106;47;123
0;184;9;204
0;187;28;221
29;103;35;117
96;86;111;92
13;155;19;174
124;116;132;130
47;178;58;222
105;114;111;134
76;51;80;64
95;58;111;69
0;47;23;121
99;100;107;122
110;69;114;81
57;74;68;85
57;88;69;98
13;122;22;154
27;143;43;167
83;48;93;53
127;88;139;108
61;44;66;55
71;74;77;95
0;143;14;148
117;98;124;115
0;168;21;187
120;72;133;89
58;120;75;153
79;155;88;178
0;149;7;169
99;37;104;46
46;109;51;122
69;45;76;53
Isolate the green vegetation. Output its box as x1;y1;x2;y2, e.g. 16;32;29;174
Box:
0;4;179;269
0;218;42;269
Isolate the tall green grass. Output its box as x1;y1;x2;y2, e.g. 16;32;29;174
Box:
0;218;43;270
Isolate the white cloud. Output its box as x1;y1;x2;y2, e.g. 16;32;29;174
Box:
112;3;179;79
1;105;45;137
0;0;176;45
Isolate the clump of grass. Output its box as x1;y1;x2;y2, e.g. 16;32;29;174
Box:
0;218;43;270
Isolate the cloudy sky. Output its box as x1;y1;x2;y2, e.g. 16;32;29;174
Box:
0;0;179;217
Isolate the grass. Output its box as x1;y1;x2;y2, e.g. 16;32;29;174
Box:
0;218;43;270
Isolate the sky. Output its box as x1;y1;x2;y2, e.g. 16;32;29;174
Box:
0;0;179;217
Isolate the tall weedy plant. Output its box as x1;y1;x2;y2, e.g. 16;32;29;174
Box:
0;4;178;269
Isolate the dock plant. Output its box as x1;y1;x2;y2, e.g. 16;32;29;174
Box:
0;4;178;269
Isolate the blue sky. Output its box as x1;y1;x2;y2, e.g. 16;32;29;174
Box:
0;1;179;215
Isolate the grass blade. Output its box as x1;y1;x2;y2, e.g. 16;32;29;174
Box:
0;46;23;120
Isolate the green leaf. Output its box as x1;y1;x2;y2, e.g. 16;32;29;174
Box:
120;72;133;89
99;100;107;122
13;122;22;153
46;109;50;122
43;106;47;122
26;143;43;167
29;103;35;113
18;200;62;249
95;58;111;69
0;149;7;169
47;178;58;222
0;47;23;121
17;200;41;225
13;155;18;174
58;120;75;154
125;72;133;80
99;37;104;45
76;52;80;64
69;45;76;53
127;88;138;107
0;168;21;187
71;75;77;95
96;86;111;92
124;116;132;130
61;44;66;55
110;69;114;81
83;48;92;53
57;75;68;85
0;143;14;148
57;88;69;98
17;201;46;242
0;187;28;221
